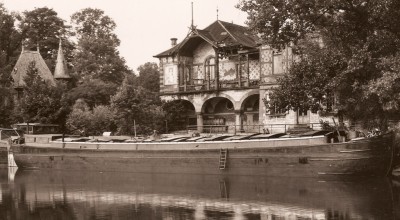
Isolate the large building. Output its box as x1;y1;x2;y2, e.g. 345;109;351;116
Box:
155;20;335;133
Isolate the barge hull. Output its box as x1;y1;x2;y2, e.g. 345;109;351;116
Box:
11;133;394;177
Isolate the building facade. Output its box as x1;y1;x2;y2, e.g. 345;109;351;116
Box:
155;20;334;133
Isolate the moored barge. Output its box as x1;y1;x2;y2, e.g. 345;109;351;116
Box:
11;131;396;177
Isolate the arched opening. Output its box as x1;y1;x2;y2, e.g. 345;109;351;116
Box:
202;97;235;133
163;100;196;132
241;94;260;133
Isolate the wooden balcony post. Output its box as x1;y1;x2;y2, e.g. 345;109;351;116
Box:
215;50;219;90
183;63;187;92
238;55;242;87
246;54;250;87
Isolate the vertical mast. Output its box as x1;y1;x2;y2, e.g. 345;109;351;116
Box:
191;2;194;29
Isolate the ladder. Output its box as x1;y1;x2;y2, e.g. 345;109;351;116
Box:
219;148;228;170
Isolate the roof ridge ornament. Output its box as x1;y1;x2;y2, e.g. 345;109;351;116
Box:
190;2;197;31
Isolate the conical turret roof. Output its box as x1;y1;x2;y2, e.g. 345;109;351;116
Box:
11;49;55;88
54;39;71;80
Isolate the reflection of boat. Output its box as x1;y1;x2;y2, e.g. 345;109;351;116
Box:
11;131;395;177
0;128;21;167
8;170;399;220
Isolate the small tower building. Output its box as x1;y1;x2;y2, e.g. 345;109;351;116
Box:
11;45;55;100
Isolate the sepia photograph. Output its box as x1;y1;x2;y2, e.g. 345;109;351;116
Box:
0;0;399;219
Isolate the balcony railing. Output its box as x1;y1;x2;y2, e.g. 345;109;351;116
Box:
175;80;260;93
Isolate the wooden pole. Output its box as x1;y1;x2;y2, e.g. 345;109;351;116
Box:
134;120;137;138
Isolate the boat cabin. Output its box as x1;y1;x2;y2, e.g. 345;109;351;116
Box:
13;123;60;135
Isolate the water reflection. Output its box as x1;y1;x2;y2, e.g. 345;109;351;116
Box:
0;168;399;220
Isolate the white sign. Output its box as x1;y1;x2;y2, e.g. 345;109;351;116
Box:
164;65;178;85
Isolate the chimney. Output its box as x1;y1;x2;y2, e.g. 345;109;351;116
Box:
170;38;178;47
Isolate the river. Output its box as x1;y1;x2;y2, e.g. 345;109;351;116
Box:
0;167;399;219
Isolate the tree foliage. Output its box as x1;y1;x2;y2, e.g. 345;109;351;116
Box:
111;74;164;135
0;4;20;87
0;86;14;127
268;41;346;113
71;8;129;84
136;62;160;93
365;53;400;117
163;100;194;132
67;79;118;108
66;99;116;136
15;62;67;124
0;4;165;135
19;7;74;70
238;0;400;123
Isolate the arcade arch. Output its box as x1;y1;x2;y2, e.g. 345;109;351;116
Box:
201;97;236;133
164;99;196;132
240;94;260;133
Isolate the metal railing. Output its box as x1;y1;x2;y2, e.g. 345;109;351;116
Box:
186;121;352;134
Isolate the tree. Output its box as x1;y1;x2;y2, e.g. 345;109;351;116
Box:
111;74;163;135
15;61;67;124
71;8;130;84
162;100;191;132
238;0;400;124
19;7;74;70
136;62;160;93
65;99;91;135
66;99;116;136
67;79;118;108
0;4;20;128
365;53;400;118
0;3;21;87
268;40;346;113
0;86;14;127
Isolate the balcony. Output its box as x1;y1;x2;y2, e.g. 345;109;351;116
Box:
164;79;260;94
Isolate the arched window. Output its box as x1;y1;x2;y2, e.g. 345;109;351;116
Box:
204;56;215;81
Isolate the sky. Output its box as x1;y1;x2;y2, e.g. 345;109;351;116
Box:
1;0;248;72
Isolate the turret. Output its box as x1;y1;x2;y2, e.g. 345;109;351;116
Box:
54;39;71;80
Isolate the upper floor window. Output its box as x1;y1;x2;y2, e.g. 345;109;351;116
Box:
273;50;283;75
204;56;215;81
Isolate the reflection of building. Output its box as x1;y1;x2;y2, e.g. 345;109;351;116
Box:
155;20;333;133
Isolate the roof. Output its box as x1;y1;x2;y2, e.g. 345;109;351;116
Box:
11;50;55;88
13;123;59;126
54;40;71;79
154;20;259;58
